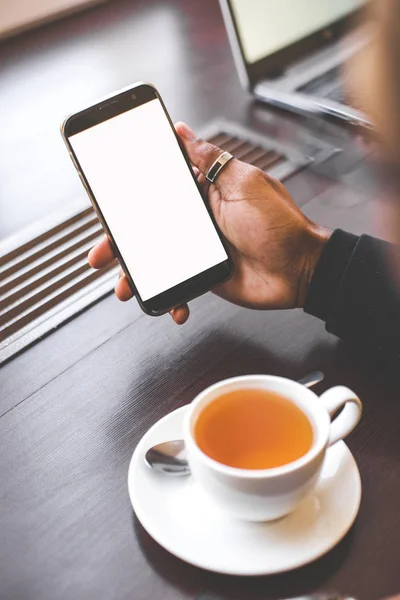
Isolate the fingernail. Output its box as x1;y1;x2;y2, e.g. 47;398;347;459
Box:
179;122;196;142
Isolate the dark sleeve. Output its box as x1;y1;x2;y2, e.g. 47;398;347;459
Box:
304;229;400;363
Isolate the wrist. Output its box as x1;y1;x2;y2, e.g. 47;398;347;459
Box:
296;223;332;308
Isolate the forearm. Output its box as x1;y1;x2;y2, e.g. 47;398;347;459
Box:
304;229;400;364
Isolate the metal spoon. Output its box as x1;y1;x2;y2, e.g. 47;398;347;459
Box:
145;370;324;476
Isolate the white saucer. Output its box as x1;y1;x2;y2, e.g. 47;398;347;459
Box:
128;406;361;576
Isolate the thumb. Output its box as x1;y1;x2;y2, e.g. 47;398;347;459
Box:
175;122;234;185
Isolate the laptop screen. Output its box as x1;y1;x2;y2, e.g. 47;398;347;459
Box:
230;0;366;65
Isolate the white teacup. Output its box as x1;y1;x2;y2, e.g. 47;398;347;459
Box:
183;375;362;522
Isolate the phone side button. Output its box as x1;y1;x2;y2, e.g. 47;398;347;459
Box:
69;152;79;170
78;173;91;195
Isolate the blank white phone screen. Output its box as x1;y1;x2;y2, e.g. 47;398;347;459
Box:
69;99;228;301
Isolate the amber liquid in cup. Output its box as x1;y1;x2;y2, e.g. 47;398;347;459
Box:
194;389;313;469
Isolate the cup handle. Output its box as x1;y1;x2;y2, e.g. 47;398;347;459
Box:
319;386;362;446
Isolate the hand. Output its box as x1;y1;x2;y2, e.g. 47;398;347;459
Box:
88;122;331;324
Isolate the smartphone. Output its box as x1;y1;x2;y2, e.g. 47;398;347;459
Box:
61;83;233;316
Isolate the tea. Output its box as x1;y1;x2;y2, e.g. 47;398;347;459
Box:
194;388;313;469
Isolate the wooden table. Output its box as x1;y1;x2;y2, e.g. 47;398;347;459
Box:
1;1;399;599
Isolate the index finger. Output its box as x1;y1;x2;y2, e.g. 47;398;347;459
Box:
88;235;116;269
175;122;223;177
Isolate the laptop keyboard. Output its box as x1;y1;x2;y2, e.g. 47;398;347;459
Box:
206;133;284;171
205;126;310;181
298;66;348;105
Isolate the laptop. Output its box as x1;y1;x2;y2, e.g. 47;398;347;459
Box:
219;0;373;129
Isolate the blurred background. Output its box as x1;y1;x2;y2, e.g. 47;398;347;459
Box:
0;0;245;241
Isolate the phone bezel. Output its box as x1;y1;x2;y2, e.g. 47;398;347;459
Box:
61;83;233;316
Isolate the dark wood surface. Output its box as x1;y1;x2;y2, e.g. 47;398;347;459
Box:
1;1;400;599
